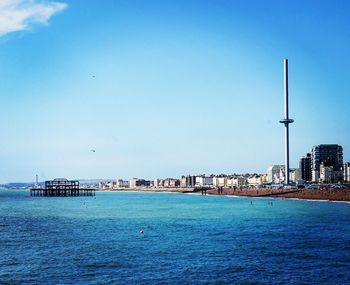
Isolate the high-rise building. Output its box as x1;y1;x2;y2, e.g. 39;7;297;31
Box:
300;153;312;182
311;144;343;182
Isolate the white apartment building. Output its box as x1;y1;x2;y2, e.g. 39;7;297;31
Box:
267;165;285;183
213;176;227;187
227;177;246;187
267;165;300;184
195;176;213;187
247;175;263;187
289;168;301;182
320;165;333;183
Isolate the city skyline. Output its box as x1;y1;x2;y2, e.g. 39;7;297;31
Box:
0;0;350;183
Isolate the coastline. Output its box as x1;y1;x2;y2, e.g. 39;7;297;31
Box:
207;187;350;202
2;187;350;202
108;187;350;202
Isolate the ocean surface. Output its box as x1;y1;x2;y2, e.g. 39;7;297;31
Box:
0;190;349;285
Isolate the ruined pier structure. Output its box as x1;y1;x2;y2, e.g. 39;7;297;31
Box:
31;178;95;197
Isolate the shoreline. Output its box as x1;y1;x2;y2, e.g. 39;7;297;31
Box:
97;187;350;202
206;187;350;202
2;187;350;202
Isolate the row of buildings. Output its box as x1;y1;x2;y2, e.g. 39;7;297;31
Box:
269;144;349;184
98;174;269;190
98;144;349;189
299;144;348;183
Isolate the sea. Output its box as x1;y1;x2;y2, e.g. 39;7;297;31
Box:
0;190;349;285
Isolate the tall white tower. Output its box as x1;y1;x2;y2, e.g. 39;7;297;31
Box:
279;59;294;185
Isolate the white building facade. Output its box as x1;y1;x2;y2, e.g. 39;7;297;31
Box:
195;176;213;187
267;165;285;183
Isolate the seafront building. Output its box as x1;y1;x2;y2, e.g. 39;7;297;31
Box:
98;180;129;189
247;174;267;187
180;175;197;187
267;165;285;183
164;178;180;187
226;176;246;188
99;181;117;189
117;179;129;188
311;144;343;182
107;147;348;191
319;163;343;183
300;153;312;182
213;176;228;187
195;176;213;187
289;168;300;182
154;178;180;188
343;162;350;182
129;178;152;189
266;165;300;184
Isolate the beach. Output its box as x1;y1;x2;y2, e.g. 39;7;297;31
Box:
113;187;350;202
207;187;350;201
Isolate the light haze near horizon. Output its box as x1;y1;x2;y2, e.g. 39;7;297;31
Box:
0;0;349;183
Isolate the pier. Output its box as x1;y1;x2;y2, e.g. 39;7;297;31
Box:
30;178;95;197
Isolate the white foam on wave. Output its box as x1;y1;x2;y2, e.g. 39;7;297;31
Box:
224;195;240;198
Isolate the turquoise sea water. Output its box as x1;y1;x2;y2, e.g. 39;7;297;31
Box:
0;190;349;284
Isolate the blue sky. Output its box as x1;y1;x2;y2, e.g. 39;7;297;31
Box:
0;0;349;182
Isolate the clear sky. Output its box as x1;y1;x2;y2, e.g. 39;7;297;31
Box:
0;0;349;183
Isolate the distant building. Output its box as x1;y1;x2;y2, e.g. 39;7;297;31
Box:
267;165;285;183
163;178;180;188
154;179;164;188
247;175;263;187
226;177;234;188
260;174;268;184
227;176;246;188
236;176;247;187
320;163;343;183
99;181;117;189
195;176;213;187
213;176;227;187
180;175;196;188
344;162;350;182
180;176;196;187
289;168;300;182
129;178;151;189
98;181;106;189
180;176;186;188
311;144;343;182
300;153;312;182
117;179;129;188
